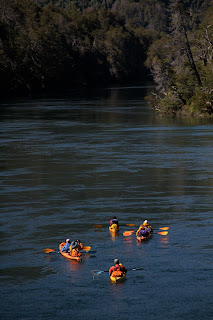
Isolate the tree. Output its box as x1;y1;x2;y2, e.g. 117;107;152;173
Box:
146;0;213;115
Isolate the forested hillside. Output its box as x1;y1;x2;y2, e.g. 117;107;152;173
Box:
146;0;213;116
0;0;212;116
0;0;161;96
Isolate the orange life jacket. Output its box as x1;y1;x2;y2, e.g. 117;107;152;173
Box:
111;264;124;277
70;248;81;257
111;270;123;277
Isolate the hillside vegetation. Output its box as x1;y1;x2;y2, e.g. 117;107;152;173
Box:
0;0;212;116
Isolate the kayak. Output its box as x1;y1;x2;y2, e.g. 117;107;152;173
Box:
137;232;153;242
110;273;126;283
109;224;119;232
59;242;82;261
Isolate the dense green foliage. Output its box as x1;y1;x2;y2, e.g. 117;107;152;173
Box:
146;0;213;116
0;0;212;116
0;0;157;96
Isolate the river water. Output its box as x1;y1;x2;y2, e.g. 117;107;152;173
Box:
0;85;213;320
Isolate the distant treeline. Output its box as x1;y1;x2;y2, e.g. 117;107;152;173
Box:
0;0;159;96
0;0;212;116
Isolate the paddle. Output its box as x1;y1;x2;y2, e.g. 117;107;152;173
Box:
82;246;91;251
123;227;169;237
43;248;57;253
43;246;92;254
91;267;144;277
93;223;135;228
123;231;135;236
123;231;168;236
157;231;168;235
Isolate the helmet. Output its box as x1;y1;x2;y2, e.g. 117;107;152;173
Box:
66;238;70;243
114;259;119;264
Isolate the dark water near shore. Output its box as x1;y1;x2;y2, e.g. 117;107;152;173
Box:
0;85;213;320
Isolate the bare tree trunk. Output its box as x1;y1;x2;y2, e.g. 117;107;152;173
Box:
183;26;203;86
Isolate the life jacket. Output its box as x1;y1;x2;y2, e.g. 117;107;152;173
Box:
70;248;81;257
110;223;118;231
111;264;124;277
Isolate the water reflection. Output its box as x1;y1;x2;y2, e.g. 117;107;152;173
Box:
159;235;169;248
109;230;119;241
123;235;135;249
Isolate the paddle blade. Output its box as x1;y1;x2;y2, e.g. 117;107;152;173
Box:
91;270;106;278
159;227;169;230
123;231;135;236
126;223;135;226
93;225;103;228
82;250;96;254
43;248;55;253
82;246;91;251
158;231;168;235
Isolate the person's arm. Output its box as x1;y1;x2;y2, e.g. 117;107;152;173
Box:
109;266;114;276
120;265;127;273
61;245;66;252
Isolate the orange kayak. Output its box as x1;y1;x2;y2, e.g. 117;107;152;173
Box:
59;242;82;261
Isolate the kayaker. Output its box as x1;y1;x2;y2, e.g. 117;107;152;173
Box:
143;220;153;233
137;226;149;238
61;239;71;252
136;219;153;236
109;259;127;277
70;240;83;257
110;216;119;228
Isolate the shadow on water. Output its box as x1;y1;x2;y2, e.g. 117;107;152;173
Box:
0;266;55;284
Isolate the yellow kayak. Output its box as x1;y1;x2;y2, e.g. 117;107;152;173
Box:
109;223;119;232
110;273;126;283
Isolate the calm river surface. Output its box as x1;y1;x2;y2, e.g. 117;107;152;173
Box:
0;85;213;320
